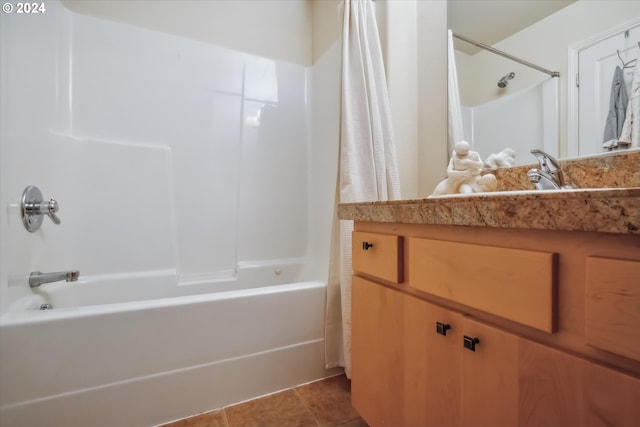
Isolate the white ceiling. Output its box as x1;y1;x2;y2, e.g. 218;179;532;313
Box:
448;0;577;55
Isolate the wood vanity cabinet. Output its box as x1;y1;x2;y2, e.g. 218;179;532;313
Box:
519;338;640;427
352;276;405;427
585;256;640;362
460;316;520;427
350;223;640;427
353;276;519;427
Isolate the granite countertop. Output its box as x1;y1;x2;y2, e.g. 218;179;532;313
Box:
337;187;640;235
339;150;640;235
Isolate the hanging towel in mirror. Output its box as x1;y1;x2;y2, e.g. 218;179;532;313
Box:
619;62;640;148
602;65;629;148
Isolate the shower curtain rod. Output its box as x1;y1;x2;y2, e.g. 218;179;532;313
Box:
452;32;560;78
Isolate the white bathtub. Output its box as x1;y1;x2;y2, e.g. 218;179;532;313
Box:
0;272;339;427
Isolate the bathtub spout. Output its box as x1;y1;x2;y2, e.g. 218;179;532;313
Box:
29;270;80;288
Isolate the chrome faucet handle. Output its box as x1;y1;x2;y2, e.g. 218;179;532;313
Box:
530;149;565;187
530;149;560;173
43;198;61;224
21;186;62;232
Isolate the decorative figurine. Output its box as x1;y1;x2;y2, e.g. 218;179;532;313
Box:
484;148;516;169
431;141;498;196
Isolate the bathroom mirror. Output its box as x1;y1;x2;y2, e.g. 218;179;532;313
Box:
447;0;640;164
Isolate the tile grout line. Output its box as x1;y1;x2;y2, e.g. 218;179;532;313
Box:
161;375;356;427
295;375;362;427
221;406;231;427
293;386;322;427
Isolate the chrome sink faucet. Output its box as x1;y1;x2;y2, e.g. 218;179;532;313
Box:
29;270;79;288
528;149;570;190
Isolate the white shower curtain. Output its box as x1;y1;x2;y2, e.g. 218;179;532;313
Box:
325;0;401;378
448;29;465;151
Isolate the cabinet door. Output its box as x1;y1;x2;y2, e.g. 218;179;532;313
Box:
404;295;462;427
461;317;519;427
585;257;640;362
583;359;640;427
519;337;640;426
519;338;585;427
351;276;404;427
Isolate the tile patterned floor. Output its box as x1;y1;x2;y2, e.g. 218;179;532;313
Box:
161;374;368;427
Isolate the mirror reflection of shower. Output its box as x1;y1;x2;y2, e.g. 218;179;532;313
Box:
497;72;515;88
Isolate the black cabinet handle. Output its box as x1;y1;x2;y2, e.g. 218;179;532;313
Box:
362;241;374;250
436;322;451;336
463;335;480;352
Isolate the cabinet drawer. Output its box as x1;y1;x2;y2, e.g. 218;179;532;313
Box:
408;238;557;333
585;257;640;362
352;231;403;283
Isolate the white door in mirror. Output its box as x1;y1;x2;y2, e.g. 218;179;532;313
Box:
578;24;640;156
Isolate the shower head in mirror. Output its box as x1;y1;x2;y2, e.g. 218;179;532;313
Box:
497;72;516;88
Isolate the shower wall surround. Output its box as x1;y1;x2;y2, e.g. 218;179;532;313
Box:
461;78;558;167
0;1;326;313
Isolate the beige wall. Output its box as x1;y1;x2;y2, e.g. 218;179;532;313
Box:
62;0;313;66
378;0;419;199
417;0;448;196
311;0;341;64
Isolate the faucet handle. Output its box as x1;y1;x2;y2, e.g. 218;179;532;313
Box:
44;198;61;224
529;149;568;188
530;149;561;173
21;186;62;232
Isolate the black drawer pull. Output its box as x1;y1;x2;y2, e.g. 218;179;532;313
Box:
463;336;480;352
362;241;374;250
436;322;451;336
